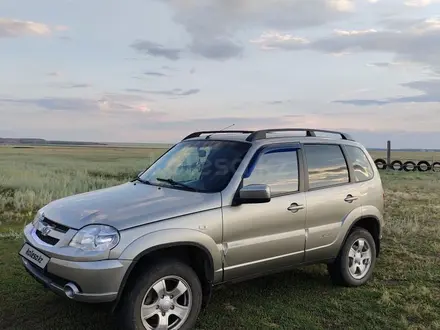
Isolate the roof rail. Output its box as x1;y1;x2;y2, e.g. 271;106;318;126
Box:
182;130;254;141
245;128;354;142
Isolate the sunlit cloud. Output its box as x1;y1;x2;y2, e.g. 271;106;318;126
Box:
0;18;67;38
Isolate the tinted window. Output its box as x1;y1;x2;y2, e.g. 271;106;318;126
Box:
243;148;299;195
345;146;374;182
304;144;349;189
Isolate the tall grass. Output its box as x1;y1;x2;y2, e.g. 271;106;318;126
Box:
0;146;168;223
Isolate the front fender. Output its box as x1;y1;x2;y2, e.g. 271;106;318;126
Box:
118;228;223;274
111;228;222;313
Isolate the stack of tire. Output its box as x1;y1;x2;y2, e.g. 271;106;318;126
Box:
374;159;440;172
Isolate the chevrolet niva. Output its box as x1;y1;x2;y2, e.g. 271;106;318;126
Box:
20;128;384;330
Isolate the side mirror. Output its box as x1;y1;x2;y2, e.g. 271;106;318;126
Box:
238;184;271;204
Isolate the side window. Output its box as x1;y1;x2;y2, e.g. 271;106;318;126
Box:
345;145;374;182
304;144;349;189
243;148;299;195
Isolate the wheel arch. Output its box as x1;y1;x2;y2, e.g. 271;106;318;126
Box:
341;215;382;258
112;230;222;313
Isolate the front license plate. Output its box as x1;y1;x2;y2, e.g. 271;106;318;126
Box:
19;243;50;269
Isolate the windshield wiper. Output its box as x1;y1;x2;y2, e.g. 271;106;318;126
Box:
156;177;198;192
132;174;151;185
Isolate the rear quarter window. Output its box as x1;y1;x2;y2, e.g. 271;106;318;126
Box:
344;145;374;182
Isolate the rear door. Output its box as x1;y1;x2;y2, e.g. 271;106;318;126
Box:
343;144;382;218
302;143;363;263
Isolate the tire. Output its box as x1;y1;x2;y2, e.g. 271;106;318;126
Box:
327;228;377;287
403;161;416;172
374;158;387;170
390;160;403;171
118;259;203;330
432;162;440;172
417;160;431;172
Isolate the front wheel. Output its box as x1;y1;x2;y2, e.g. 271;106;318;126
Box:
118;259;203;330
327;228;376;287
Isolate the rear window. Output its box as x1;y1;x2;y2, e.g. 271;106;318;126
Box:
304;144;350;189
344;145;374;182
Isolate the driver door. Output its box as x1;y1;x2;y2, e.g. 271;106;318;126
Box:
222;144;306;281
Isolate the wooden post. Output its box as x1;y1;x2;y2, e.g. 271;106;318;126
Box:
386;140;391;168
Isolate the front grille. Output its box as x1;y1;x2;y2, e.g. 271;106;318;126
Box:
41;217;69;233
36;230;59;245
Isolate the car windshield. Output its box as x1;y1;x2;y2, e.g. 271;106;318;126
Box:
139;140;251;193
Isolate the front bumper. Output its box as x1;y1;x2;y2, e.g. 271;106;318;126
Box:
20;225;132;303
21;252;131;303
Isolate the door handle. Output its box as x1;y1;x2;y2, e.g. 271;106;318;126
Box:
287;203;304;213
344;194;358;203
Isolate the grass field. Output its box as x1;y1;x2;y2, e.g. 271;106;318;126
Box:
369;150;440;163
1;146;440;330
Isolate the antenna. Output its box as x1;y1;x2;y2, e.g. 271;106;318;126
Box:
205;124;235;139
219;123;235;131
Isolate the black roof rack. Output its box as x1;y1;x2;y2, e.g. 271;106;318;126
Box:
182;130;254;140
245;128;354;142
182;128;354;142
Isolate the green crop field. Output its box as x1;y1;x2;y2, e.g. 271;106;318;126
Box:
1;145;440;330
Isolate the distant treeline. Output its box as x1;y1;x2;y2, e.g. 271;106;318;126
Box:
0;138;106;146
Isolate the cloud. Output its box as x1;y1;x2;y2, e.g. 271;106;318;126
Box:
129;107;440;148
334;79;440;105
0;97;97;111
58;35;72;41
367;62;399;68
189;37;243;60
160;0;360;60
0;18;66;38
250;31;310;50
404;0;440;6
68;83;90;88
0;94;162;115
49;82;91;89
130;40;182;60
47;71;62;77
144;71;168;77
125;88;200;96
162;65;178;71
252;17;440;72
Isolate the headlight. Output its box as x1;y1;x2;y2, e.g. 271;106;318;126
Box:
32;210;44;227
69;225;120;251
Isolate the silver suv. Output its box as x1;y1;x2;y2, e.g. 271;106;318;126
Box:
19;128;384;330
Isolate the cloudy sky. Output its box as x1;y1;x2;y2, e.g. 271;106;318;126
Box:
1;0;440;148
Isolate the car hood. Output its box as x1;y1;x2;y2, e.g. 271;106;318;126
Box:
40;182;222;230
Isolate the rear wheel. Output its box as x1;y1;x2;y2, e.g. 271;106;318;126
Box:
118;259;203;330
327;228;376;287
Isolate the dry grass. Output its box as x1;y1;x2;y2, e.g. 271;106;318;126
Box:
0;146;439;330
0;146;168;227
